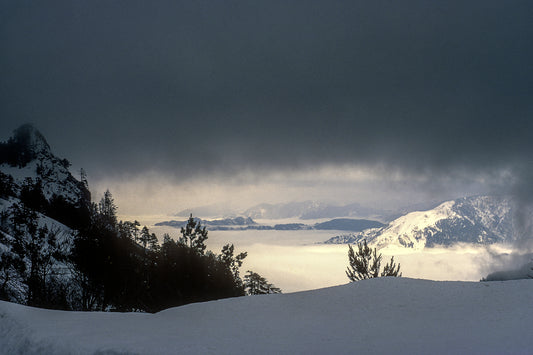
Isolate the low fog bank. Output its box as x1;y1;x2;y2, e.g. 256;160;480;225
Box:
143;220;525;292
248;244;527;292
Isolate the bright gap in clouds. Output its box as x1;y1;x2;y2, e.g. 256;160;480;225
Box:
91;164;493;217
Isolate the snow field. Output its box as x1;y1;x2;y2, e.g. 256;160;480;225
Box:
1;277;532;354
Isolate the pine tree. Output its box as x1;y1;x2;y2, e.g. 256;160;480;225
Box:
381;256;401;277
80;168;88;188
219;244;247;284
346;239;401;281
243;271;281;295
8;202;67;306
147;232;160;252
98;190;117;229
139;226;149;250
179;214;208;255
118;220;140;241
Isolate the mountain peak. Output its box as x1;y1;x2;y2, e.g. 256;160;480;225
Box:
1;123;90;207
324;195;514;249
11;124;51;155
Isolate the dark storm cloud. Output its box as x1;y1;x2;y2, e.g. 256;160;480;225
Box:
1;1;532;180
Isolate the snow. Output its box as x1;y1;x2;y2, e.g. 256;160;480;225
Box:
0;138;86;204
0;197;75;299
329;196;515;250
360;200;457;250
0;197;72;240
0;162;38;182
1;277;532;354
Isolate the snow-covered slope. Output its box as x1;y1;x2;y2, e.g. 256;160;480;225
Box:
0;124;90;205
0;197;74;302
325;195;514;249
1;277;532;354
0;198;73;248
0;125;88;304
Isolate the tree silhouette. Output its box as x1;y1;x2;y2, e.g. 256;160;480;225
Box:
243;271;281;295
346;239;401;281
179;214;208;255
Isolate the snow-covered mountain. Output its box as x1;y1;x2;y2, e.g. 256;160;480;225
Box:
0;124;90;304
0;124;90;207
176;200;436;222
1;277;532;354
325;195;514;249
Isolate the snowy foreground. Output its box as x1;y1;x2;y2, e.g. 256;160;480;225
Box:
1;278;532;355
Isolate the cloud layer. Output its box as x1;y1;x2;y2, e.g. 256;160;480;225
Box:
1;1;532;197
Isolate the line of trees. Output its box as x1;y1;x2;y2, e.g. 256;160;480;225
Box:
70;191;281;312
0;186;281;312
1;125;283;311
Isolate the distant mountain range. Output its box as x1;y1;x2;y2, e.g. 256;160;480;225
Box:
176;201;394;221
243;201;391;220
324;195;516;248
156;217;385;232
172;194;521;249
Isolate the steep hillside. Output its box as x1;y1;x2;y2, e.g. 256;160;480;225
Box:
325;195;514;249
0;197;73;303
0;124;91;229
0;124;90;204
0;124;90;306
0;125;263;312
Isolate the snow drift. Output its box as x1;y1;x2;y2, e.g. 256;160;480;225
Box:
1;277;532;354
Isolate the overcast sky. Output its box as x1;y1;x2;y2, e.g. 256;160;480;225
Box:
1;1;532;215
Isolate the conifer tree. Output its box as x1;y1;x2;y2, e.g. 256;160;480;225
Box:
179;214;208;255
80;168;88;188
219;244;247;283
139;226;151;250
381;256;401;277
346;239;401;281
98;190;117;229
8;202;67;306
243;271;281;295
148;232;160;252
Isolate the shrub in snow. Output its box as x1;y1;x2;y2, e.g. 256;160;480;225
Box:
346;239;401;281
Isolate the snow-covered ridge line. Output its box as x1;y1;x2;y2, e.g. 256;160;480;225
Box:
1;277;532;354
0;124;90;205
324;195;515;249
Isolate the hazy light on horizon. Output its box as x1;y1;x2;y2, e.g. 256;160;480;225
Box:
91;164;497;217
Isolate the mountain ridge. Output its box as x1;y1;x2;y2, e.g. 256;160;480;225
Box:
176;200;394;222
156;217;385;232
0;124;91;211
324;195;516;249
